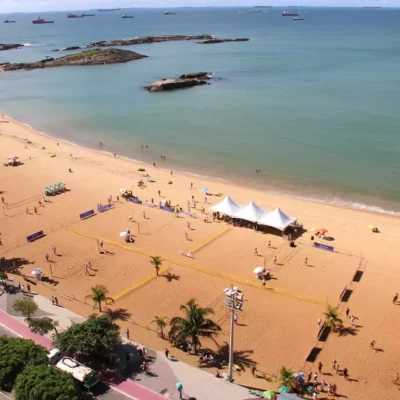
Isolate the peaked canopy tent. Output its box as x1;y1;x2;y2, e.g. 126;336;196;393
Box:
233;201;268;223
258;207;296;231
208;195;243;217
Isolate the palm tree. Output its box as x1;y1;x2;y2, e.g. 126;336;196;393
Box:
323;305;343;332
152;316;167;338
169;299;221;350
149;256;163;276
85;285;113;312
277;366;295;388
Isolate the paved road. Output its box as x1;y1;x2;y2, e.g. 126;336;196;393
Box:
0;322;133;400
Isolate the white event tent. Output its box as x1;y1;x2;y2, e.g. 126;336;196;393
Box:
258;207;296;231
208;195;243;217
233;201;268;223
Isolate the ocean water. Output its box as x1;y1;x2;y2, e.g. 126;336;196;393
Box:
1;7;399;215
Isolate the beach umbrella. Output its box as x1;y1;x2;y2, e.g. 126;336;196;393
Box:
31;268;42;275
278;386;290;394
202;187;208;193
253;266;265;274
294;372;305;383
262;390;276;399
119;232;129;238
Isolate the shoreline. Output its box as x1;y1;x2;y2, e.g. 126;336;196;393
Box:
4;113;400;218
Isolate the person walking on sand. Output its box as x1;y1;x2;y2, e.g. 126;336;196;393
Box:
55;297;59;306
304;257;308;266
158;190;161;196
393;292;398;304
370;340;376;350
45;253;49;262
343;367;349;380
190;182;193;189
165;348;170;359
52;246;57;255
318;361;323;374
85;265;89;275
349;315;355;326
254;248;258;256
307;371;312;383
335;362;340;375
346;307;350;317
268;240;271;247
99;239;104;252
274;256;277;264
126;328;130;340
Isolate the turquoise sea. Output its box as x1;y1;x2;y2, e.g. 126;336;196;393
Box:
1;7;399;215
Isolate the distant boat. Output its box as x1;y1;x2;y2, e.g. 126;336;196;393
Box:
81;13;95;16
121;14;135;18
4;20;16;23
67;14;84;18
32;17;54;24
164;11;176;15
293;17;304;20
282;10;299;16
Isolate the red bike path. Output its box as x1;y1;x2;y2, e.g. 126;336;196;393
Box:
0;309;165;400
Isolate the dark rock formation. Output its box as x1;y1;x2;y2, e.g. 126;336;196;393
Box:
0;43;24;51
198;38;249;44
145;72;212;92
52;35;213;51
0;48;147;72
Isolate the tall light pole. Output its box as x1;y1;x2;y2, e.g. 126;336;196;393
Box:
223;286;244;382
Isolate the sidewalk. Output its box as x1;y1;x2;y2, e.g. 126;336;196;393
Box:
0;287;256;400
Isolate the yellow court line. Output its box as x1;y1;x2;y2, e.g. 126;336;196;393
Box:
67;226;325;306
187;226;231;254
112;266;170;301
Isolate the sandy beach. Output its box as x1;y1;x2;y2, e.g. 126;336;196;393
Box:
1;116;399;399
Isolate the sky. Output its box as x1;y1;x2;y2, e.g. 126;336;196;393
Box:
0;0;398;13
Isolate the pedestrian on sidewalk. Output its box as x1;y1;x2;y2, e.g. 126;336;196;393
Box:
27;284;31;293
21;284;25;293
165;348;170;359
51;296;55;305
55;297;59;306
126;328;130;340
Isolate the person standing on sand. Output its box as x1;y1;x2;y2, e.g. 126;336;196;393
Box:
190;182;193;189
343;367;349;380
165;348;170;359
335;362;340;375
187;222;190;230
346;307;350;317
45;253;49;262
370;340;376;350
126;328;130;340
393;293;398;304
51;296;55;305
85;265;89;275
274;256;277;264
99;239;104;253
304;257;308;266
158;190;161;196
52;246;57;255
55;297;59;306
318;361;323;374
267;240;271;247
251;366;256;377
307;371;312;383
254;248;258;256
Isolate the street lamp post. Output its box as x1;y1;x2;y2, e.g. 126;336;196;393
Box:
223;286;244;382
